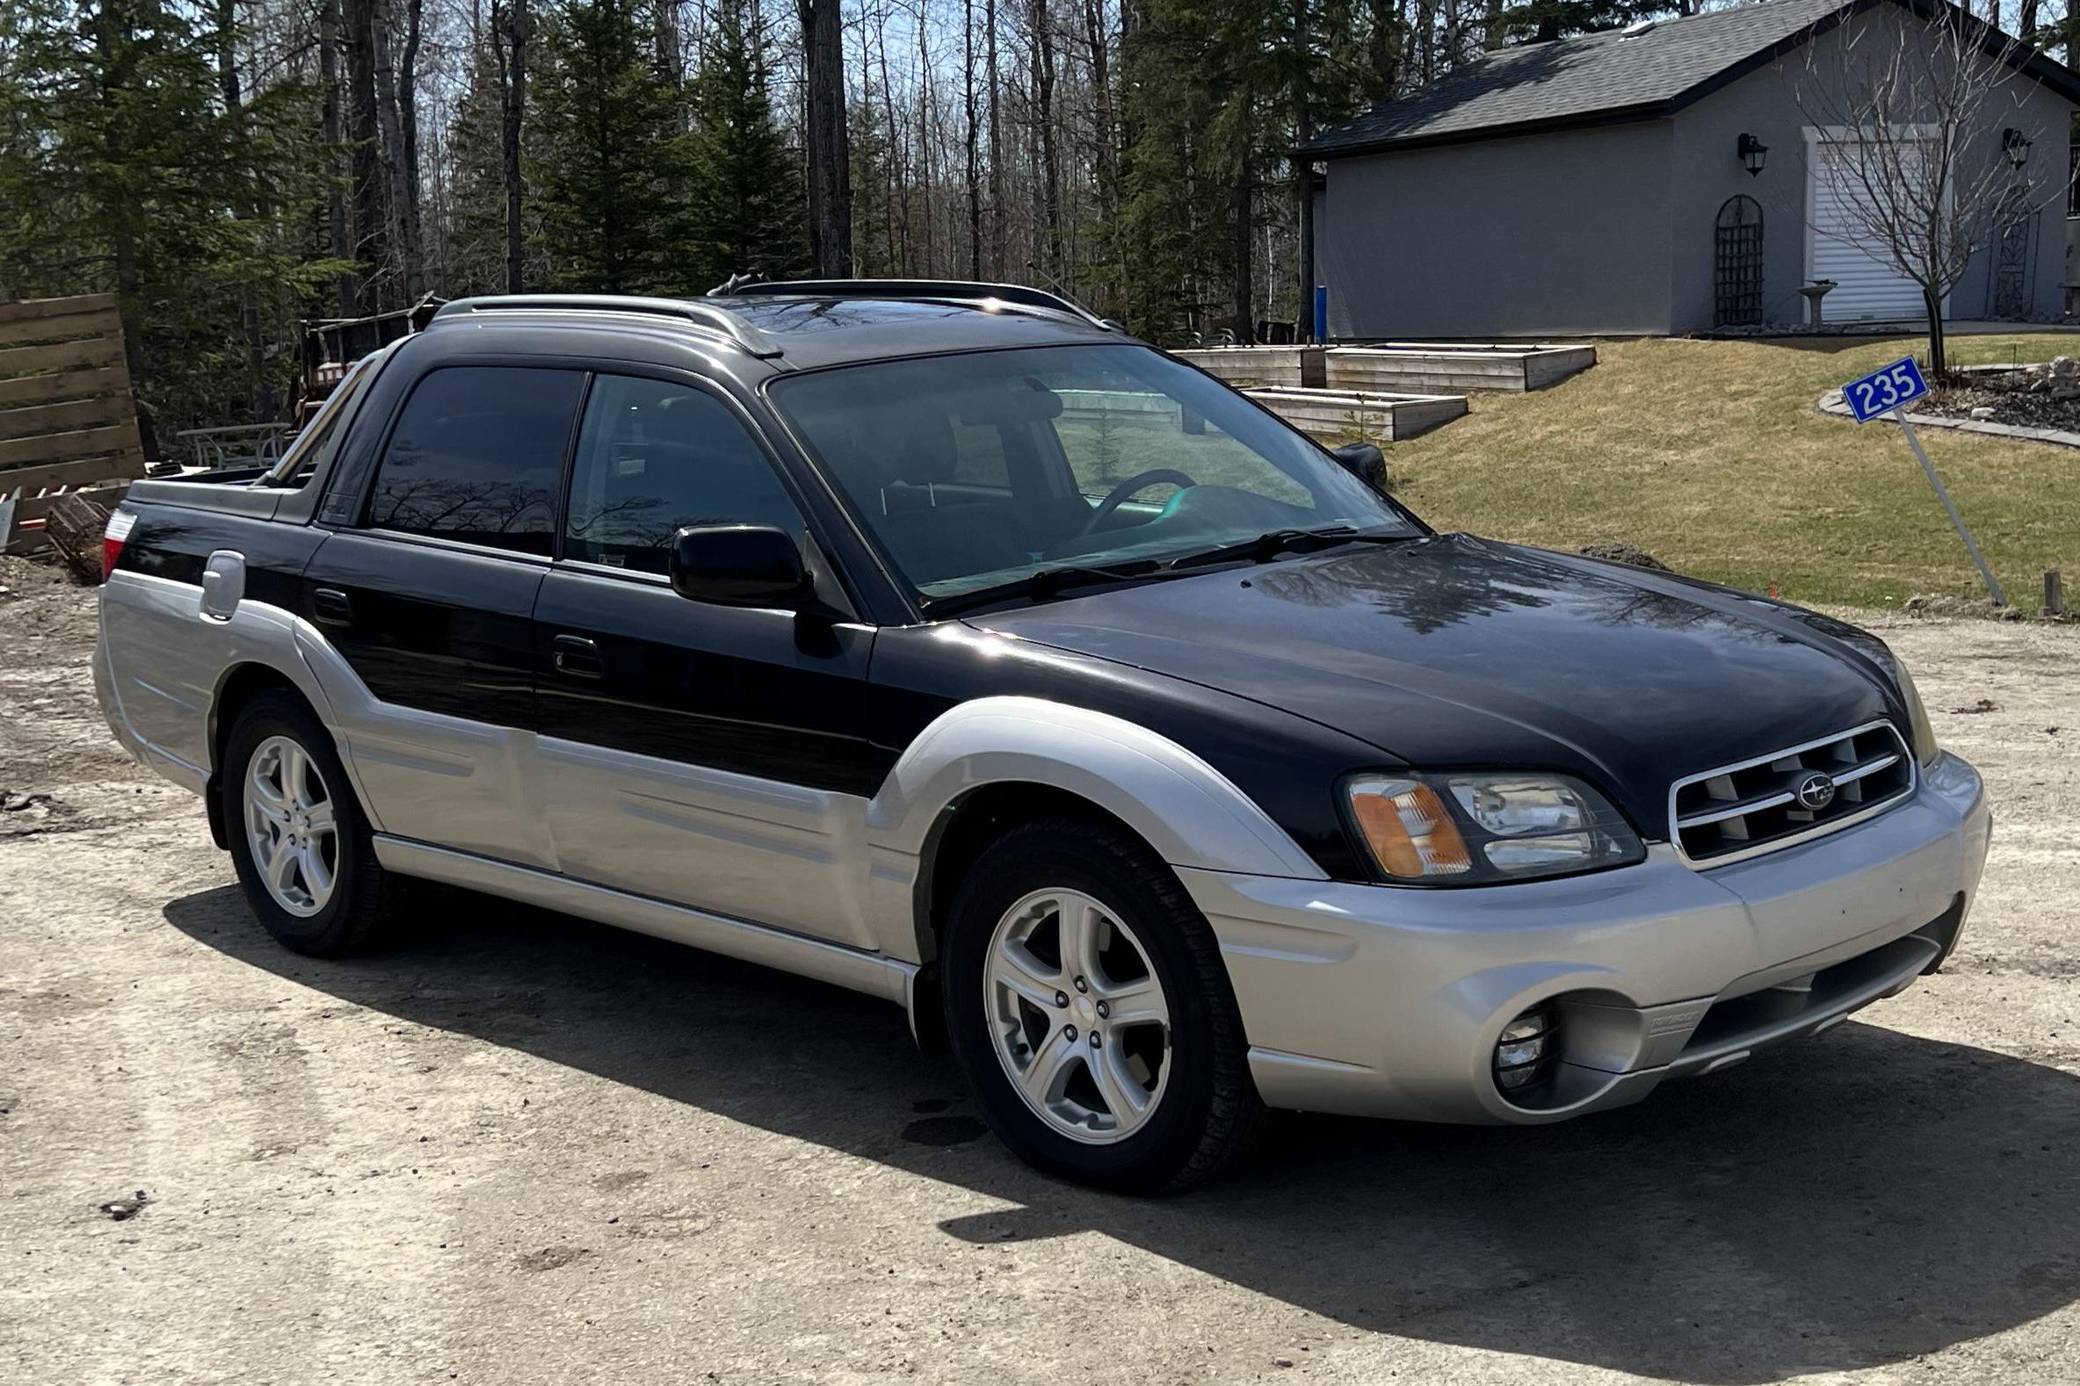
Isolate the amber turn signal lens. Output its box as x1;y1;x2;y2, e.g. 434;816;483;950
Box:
1349;779;1473;879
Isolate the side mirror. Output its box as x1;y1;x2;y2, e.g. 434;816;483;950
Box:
668;524;811;608
1331;441;1390;492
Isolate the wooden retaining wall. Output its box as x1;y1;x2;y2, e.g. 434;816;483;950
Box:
0;295;144;542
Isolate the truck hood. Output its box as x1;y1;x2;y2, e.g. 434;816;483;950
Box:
968;533;1905;839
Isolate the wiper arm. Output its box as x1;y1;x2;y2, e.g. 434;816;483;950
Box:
1163;525;1400;571
924;557;1166;615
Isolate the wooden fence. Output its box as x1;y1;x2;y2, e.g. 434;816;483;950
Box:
0;294;145;537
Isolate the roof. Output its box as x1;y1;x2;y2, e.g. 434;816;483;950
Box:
1301;0;2080;158
428;287;1126;373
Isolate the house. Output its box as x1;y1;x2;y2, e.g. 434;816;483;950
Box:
1301;0;2080;338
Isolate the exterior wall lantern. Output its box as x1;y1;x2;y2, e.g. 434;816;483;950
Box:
2002;127;2032;169
1737;133;1768;177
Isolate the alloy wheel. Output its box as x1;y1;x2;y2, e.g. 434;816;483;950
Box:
243;734;339;917
984;887;1173;1144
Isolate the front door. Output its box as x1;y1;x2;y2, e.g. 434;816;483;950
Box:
531;371;885;949
302;364;583;867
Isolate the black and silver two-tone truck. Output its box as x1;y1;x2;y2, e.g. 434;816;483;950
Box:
95;282;1990;1191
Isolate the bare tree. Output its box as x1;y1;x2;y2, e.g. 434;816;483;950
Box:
1791;6;2063;377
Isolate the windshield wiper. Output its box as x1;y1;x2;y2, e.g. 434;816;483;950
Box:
1162;525;1407;572
924;557;1171;616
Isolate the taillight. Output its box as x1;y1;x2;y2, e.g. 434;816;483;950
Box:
103;507;137;575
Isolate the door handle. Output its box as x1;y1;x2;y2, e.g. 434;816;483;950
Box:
551;634;605;679
311;587;353;627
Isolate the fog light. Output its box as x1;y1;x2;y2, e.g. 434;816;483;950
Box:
1494;1004;1557;1095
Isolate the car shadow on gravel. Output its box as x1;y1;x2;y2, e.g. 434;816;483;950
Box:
164;884;2080;1385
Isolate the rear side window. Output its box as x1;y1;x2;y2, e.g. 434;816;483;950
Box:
366;366;584;555
563;374;804;574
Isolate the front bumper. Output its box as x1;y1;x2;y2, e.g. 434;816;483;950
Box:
1181;751;1991;1124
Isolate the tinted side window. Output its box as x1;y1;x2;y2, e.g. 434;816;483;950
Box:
564;375;804;574
367;366;584;555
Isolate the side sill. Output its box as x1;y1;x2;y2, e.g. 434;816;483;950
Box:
372;836;916;1007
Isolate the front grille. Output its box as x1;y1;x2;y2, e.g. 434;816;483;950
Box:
1670;721;1914;865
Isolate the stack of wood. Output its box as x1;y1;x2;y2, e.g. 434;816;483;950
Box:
0;293;146;570
43;490;113;582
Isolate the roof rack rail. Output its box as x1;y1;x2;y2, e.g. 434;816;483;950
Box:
430;294;782;358
715;278;1118;332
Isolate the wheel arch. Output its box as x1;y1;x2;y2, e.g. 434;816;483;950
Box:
866;695;1326;971
206;657;373;849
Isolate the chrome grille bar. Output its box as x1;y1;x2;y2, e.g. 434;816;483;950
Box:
1668;720;1915;868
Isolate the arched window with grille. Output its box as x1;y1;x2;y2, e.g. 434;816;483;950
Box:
1714;195;1764;327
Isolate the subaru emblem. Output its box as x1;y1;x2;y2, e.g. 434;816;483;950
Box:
1795;771;1837;811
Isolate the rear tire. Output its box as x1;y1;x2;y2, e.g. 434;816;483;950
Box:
221;691;401;957
941;816;1262;1193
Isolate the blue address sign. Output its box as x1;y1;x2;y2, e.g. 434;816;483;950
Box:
1841;356;1929;423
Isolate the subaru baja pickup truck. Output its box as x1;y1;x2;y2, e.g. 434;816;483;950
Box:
95;281;1991;1191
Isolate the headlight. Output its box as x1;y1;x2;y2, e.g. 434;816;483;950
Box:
1896;661;1940;766
1347;772;1644;884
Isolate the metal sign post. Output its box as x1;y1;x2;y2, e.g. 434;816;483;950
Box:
1839;355;2007;607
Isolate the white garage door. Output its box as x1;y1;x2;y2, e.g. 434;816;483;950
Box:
1808;136;1930;322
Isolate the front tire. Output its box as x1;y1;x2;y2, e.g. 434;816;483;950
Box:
941;817;1262;1193
221;691;400;957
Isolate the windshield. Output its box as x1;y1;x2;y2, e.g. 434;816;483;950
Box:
768;343;1419;602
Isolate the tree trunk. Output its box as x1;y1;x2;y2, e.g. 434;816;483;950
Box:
1029;0;1064;283
798;0;853;276
1924;286;1948;380
342;0;388;310
1294;0;1315;341
985;0;1006;277
963;0;982;279
400;0;425;299
372;0;411;307
319;0;352;314
876;13;910;272
498;0;528;293
1079;0;1117;299
214;0;273;418
91;2;147;442
1231;164;1253;344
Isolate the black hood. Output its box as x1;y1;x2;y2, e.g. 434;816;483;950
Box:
969;534;1906;839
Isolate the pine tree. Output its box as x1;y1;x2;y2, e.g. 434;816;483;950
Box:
0;0;340;443
531;0;692;294
443;39;519;295
1495;0;1654;44
685;0;807;288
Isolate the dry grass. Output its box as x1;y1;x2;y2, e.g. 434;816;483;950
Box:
1387;333;2080;612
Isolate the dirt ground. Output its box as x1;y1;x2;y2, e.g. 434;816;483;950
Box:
3;555;2077;1386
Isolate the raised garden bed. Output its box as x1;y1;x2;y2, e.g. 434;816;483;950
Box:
1174;343;1596;394
1244;387;1467;443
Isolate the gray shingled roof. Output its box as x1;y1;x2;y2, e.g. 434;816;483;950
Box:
1301;0;1917;156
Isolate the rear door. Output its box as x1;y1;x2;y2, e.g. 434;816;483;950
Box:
301;364;584;867
532;371;885;948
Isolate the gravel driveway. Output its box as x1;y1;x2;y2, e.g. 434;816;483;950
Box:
3;561;2076;1385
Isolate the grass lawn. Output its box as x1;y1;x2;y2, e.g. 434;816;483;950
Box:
1385;333;2080;613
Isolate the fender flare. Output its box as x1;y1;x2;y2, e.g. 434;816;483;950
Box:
863;696;1328;958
